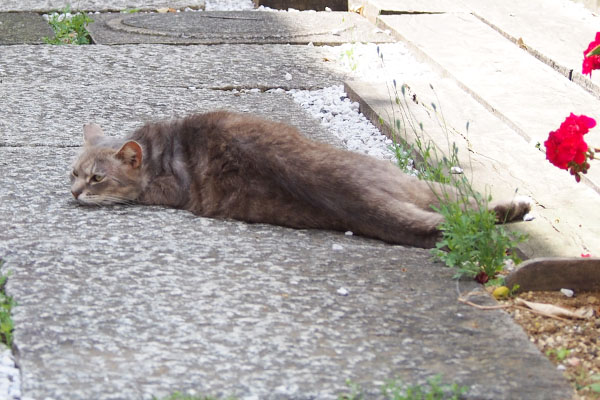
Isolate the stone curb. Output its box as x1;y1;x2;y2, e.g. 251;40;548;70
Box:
506;258;600;292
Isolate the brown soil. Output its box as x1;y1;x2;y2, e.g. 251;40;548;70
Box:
499;290;600;399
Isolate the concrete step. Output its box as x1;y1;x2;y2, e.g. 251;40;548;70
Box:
346;76;600;259
376;12;600;184
341;2;600;259
355;0;600;93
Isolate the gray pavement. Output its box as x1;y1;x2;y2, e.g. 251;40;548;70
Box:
0;3;581;400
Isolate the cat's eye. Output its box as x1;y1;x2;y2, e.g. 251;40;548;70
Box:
91;174;104;183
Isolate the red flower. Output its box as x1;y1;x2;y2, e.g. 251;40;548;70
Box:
474;271;489;284
583;32;600;77
544;114;594;176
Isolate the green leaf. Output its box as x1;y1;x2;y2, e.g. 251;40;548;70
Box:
586;383;600;393
586;44;600;57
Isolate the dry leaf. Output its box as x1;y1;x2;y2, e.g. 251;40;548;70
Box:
515;298;595;319
349;5;364;14
517;37;527;50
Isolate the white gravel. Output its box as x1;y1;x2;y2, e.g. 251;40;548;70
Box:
287;86;396;161
0;349;20;400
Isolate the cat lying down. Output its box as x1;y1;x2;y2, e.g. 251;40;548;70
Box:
70;111;531;248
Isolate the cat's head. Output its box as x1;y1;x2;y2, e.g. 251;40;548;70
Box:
70;123;144;205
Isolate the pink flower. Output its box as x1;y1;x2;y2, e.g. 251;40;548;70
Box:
583;32;600;77
581;253;591;258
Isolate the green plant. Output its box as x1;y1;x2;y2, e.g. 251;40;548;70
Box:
546;347;571;362
0;259;15;348
381;375;468;400
43;5;94;45
583;374;600;394
339;375;468;400
153;391;236;400
340;44;359;72
431;193;526;281
381;62;527;282
338;379;364;400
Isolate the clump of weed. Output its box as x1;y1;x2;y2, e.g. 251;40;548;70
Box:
380;56;527;282
339;375;468;400
43;5;94;45
431;188;526;282
154;391;236;400
0;259;15;348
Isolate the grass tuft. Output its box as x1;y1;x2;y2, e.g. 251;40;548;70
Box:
0;259;14;348
338;375;468;400
43;5;94;45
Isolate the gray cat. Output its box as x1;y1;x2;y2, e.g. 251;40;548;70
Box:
70;111;531;248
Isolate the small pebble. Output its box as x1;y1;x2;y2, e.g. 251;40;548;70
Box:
344;231;353;236
284;72;292;81
332;244;344;251
560;288;574;298
337;287;349;296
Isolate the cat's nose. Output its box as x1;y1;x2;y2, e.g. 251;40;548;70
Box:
72;190;81;199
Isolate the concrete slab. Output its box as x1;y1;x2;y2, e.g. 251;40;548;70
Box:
0;1;205;12
88;11;394;45
0;13;54;45
377;12;600;192
1;145;574;399
345;77;600;258
0;44;350;89
0;85;340;148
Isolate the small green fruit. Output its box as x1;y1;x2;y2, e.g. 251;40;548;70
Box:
493;286;510;300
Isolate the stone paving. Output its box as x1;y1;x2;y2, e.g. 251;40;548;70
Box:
0;1;590;399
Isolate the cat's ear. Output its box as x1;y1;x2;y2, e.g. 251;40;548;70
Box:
83;123;105;146
115;141;143;169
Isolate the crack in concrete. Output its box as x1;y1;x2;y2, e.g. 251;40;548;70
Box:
380;11;445;15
